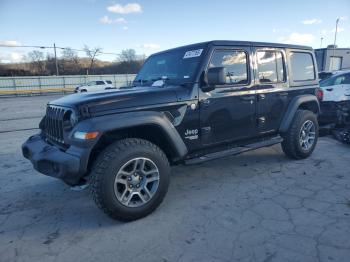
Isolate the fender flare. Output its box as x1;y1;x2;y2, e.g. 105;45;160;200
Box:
279;95;320;133
69;111;188;159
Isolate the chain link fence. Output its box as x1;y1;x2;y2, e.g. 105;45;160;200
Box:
0;74;136;97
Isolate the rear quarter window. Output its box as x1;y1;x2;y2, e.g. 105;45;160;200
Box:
289;51;316;82
289;52;315;82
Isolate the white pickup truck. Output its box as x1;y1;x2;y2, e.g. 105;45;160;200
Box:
75;80;115;93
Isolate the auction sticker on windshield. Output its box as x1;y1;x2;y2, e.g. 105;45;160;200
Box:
183;49;203;59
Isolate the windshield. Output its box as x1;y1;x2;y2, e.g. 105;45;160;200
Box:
134;45;206;86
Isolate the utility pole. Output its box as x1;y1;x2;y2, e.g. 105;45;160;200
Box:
330;18;340;71
320;37;323;48
54;43;59;76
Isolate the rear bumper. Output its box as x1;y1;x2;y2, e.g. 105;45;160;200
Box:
22;134;88;185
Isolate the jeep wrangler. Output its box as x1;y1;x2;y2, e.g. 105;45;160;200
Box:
22;41;320;221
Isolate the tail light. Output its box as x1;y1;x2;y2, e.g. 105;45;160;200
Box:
315;88;323;101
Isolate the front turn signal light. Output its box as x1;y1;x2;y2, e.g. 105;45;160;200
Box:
74;131;99;140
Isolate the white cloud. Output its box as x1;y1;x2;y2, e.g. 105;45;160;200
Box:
332;27;345;33
279;33;315;45
123;26;128;30
107;3;142;14
140;43;160;50
320;29;329;36
0;52;24;63
302;19;322;25
100;15;127;24
0;40;21;47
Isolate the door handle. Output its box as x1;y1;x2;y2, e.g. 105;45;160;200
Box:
258;94;265;100
326;88;333;91
240;96;255;101
279;92;288;97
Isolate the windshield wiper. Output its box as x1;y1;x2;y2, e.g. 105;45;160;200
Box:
180;81;197;87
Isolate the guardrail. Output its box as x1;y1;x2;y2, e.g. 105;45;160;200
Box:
0;74;136;96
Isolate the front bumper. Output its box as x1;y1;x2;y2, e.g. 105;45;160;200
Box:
22;134;88;185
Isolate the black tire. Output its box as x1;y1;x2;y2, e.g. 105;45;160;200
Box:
281;110;319;159
90;138;170;221
80;89;87;92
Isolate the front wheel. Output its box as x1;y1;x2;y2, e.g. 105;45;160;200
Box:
90;138;170;221
281;110;319;159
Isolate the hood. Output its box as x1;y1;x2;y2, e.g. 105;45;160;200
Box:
49;86;184;115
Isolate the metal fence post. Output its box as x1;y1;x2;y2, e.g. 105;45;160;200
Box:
63;76;66;94
113;74;117;88
13;77;17;96
38;76;42;95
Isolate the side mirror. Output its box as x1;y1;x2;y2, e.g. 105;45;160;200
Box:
202;67;226;92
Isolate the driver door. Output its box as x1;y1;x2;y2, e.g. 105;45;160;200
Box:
199;47;257;146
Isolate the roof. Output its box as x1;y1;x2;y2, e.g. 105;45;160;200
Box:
152;40;313;56
206;40;313;50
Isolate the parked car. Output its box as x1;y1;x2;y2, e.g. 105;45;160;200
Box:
23;41;320;221
319;71;350;125
75;80;115;92
318;71;334;81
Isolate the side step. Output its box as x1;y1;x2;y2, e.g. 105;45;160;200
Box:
185;136;283;165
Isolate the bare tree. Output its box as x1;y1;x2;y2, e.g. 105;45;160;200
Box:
119;49;137;62
28;50;46;75
62;47;80;73
83;45;102;74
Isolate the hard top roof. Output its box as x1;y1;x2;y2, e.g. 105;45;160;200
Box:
152;40;313;56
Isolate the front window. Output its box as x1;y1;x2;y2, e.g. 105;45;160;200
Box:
208;50;248;85
87;81;97;86
134;45;206;86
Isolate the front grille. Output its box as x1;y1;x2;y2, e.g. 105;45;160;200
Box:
44;105;67;144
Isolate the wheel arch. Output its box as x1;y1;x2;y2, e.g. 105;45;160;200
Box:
75;111;188;168
279;95;320;133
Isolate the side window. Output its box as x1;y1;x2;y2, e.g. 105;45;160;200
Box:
106;80;112;84
289;52;315;81
257;51;285;83
208;50;248;85
343;74;350;84
334;75;345;85
96;81;105;85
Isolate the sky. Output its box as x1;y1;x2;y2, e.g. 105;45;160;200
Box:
0;0;349;63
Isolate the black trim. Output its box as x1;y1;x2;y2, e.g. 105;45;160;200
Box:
68;111;188;159
279;95;320;132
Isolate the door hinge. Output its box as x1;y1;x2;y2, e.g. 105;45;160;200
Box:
201;126;211;134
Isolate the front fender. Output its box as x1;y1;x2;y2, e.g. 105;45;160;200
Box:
68;111;188;159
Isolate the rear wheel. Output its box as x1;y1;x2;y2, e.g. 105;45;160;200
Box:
90;138;170;221
281;110;319;159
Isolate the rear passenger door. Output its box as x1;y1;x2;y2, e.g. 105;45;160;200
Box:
254;48;289;134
